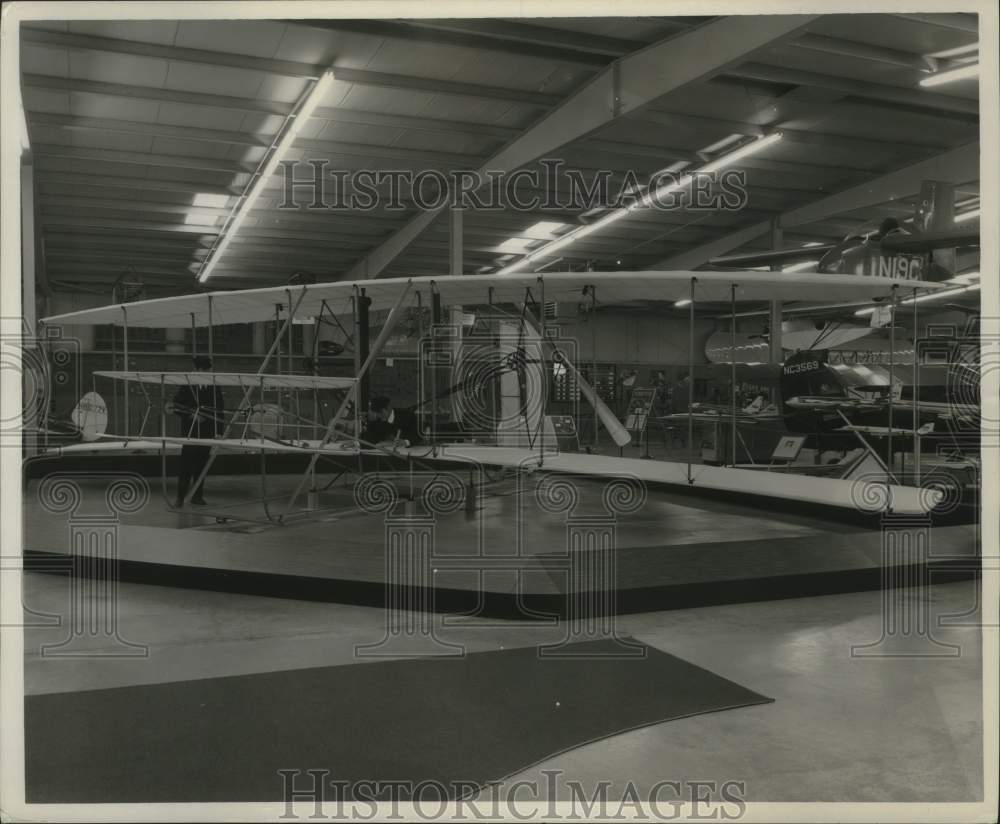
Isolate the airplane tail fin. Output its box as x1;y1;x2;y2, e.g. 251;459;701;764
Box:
778;350;839;434
914;180;955;232
779;351;832;409
915;180;956;274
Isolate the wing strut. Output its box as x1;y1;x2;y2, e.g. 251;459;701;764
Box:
284;280;414;517
179;287;309;508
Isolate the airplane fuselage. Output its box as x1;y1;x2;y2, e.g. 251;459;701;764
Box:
818;239;933;281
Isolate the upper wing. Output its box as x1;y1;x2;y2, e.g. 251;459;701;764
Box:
94;371;355;390
708;245;837;269
880;229;980;253
41;270;941;329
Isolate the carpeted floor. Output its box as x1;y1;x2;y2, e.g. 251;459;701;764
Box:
26;638;772;802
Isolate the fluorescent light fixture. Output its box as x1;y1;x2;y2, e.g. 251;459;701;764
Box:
674;298;692;308
496;238;535;254
854;283;980;315
524;221;569;239
782;260;820;273
197;70;336;283
193;193;231;208
700;133;744;154
496;133;782;275
699;132;782;174
661;160;690;174
949;270;980;284
184;212;221;226
954;208;980;223
927;42;979;59
920;64;979;87
638;132;783;210
779;242;824;273
540;234;576;255
496;257;532;276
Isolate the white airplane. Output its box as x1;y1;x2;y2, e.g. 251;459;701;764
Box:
37;270;947;522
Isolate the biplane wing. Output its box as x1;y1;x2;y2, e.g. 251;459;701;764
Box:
40;271;945;329
94;371;355;390
55;434;357;457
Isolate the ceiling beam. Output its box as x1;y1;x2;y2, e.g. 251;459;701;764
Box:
21;27;323;79
292;137;479;168
28;111;269;147
790;33;936;72
341;13;818;281
23;74;296;116
24;69;563;125
665;80;980;136
650;140;979;269
725;62;979;117
284;19;613;67
45;249;203;267
381;18;659;56
43;216;220;235
32;143;249;174
775;140;979;228
561;144;879;180
331;66;560;107
34;170;235;197
39;194;230;218
45;236;209;254
48;261;194;280
893;13;978;33
311;106;515;139
628;107;955;153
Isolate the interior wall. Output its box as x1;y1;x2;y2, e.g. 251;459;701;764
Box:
550;307;716;366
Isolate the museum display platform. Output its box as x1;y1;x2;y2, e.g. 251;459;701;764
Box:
22;456;979;619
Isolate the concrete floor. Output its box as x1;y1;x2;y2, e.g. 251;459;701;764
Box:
22;573;983;802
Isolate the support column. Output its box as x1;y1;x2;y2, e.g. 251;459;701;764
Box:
730;283;737;466
687;277;696;484
768;216;783;365
912;289;921;483
301;323;315;357
356;290;371;417
21;156;36;335
430;285;442;441
449;207;463;276
22;157;38;456
252;322;267;355
888;285;897;473
449;306;465;424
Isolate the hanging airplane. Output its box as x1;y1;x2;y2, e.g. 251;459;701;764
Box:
708;180;980;283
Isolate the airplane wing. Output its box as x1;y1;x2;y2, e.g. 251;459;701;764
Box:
888;399;980;421
880;229;980;253
658;411;774;424
94;371;355;390
707;245;837;268
835;423;934;437
44;434;360;457
47;439;179;456
41;270;944;329
52;436;551;473
784;396;881;412
134;435;362;454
